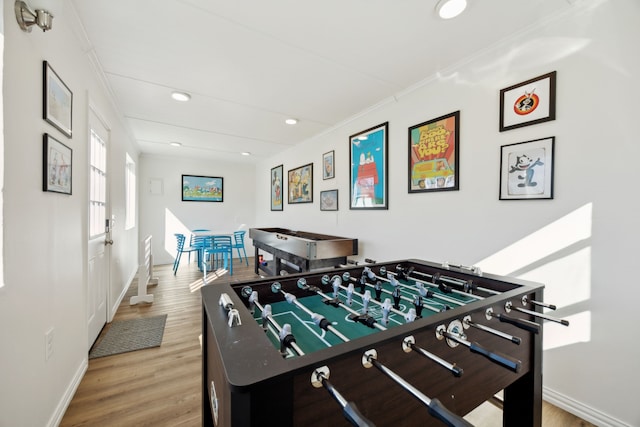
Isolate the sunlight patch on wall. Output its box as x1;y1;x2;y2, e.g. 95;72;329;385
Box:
477;203;592;275
164;208;194;256
544;311;591;351
476;203;593;351
517;246;591;309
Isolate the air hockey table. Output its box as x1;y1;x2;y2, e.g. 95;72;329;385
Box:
201;258;567;426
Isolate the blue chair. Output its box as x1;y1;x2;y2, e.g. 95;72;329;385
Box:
232;230;249;266
190;230;211;267
173;233;199;275
202;235;233;283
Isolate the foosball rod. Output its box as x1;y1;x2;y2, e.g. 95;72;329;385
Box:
366;267;481;305
342;273;443;314
381;265;481;301
297;279;387;332
373;270;471;307
408;269;500;296
462;315;521;345
522;295;556;310
402;335;464;377
436;326;521;373
249;292;305;356
485;307;540;334
361;349;473;427
311;366;377;427
505;301;569;326
271;282;351;343
326;276;433;318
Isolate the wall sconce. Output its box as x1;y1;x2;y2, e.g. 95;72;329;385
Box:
15;0;54;32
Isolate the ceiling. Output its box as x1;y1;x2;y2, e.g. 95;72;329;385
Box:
69;0;574;163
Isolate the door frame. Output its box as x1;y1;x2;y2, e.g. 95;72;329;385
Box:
87;102;112;349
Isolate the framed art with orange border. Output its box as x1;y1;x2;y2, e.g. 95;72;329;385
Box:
499;71;556;132
408;111;459;193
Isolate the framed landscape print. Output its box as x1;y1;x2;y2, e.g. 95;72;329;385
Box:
349;122;388;210
43;61;73;138
271;164;284;211
288;163;313;204
43;133;72;195
499;137;555;200
500;71;556;132
181;174;223;202
408;111;459;193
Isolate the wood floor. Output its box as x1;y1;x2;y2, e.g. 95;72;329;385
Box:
60;258;595;427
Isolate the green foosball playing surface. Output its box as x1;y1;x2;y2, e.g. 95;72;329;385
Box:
252;274;478;357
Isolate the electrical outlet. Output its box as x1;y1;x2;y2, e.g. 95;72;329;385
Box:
45;328;54;361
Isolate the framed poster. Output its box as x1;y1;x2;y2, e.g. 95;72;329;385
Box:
499;137;555;200
322;150;335;180
43;133;72;194
43;61;73;138
270;164;284;211
181;174;223;202
500;71;556;132
288;163;313;204
408;111;460;193
349;122;388;210
320;189;338;211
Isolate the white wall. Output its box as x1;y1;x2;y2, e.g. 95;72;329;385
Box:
0;1;139;426
254;2;639;426
139;154;256;266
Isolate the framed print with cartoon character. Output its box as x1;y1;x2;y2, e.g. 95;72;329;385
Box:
499;137;554;200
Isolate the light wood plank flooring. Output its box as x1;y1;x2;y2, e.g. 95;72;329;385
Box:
60;259;595;426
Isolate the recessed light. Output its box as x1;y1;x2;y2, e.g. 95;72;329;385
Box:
170;141;182;147
171;91;191;102
241;152;251;156
436;0;467;19
285;118;298;125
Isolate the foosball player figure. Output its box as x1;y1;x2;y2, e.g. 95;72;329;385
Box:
404;307;417;323
349;312;377;329
463;279;477;293
416;283;434;299
261;304;272;330
279;323;296;357
381;298;391;326
248;290;258;314
332;277;340;298
413;294;424;318
358;275;368;293
374;282;383;302
323;297;341;307
389;276;402;309
396;265;414;281
346;283;354;306
362;290;371;314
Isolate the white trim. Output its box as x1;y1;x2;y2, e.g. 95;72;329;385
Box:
544;387;633;427
47;359;88;427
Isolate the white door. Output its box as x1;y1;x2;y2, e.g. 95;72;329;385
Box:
87;108;111;349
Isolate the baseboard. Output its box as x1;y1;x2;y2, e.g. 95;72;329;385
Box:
544;386;632;427
47;357;88;427
109;269;138;322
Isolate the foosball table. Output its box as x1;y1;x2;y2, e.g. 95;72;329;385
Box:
201;259;568;426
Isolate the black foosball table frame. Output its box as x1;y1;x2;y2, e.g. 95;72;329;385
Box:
201;259;544;427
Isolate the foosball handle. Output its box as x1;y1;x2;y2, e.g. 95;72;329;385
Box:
343;401;377;427
469;341;521;373
428;398;473;427
496;313;540;334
